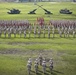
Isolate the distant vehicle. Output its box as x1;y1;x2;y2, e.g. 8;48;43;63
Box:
36;4;52;14
60;8;72;14
7;8;21;14
28;4;52;14
28;9;37;14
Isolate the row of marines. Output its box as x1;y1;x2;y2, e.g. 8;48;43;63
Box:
0;20;76;38
27;54;53;75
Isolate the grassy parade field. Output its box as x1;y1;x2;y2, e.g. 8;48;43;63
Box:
0;37;76;75
0;2;76;22
0;2;76;75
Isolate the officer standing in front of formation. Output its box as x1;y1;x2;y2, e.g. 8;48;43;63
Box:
27;62;32;75
42;58;46;74
38;53;43;66
28;58;32;65
27;58;32;75
34;58;39;74
49;58;53;74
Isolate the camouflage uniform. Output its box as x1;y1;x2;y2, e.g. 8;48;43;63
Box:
42;59;46;74
49;58;53;74
27;63;31;75
38;54;43;66
34;59;39;73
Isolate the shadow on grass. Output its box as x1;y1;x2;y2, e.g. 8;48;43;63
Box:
28;69;64;75
36;72;42;75
46;69;64;75
53;70;64;74
37;70;50;75
38;70;43;73
51;72;57;75
31;70;35;73
31;70;42;75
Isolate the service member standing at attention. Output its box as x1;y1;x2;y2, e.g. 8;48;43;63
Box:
27;62;32;75
42;58;46;74
38;53;43;66
49;58;53;74
28;58;32;65
34;58;39;74
27;58;32;75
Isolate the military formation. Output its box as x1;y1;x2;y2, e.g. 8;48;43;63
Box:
27;54;53;75
50;20;76;38
0;19;76;38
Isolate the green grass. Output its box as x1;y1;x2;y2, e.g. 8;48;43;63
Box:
0;2;76;75
0;37;76;50
0;2;76;22
0;37;76;75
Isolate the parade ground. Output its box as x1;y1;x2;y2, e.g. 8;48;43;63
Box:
0;2;76;21
0;2;76;75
